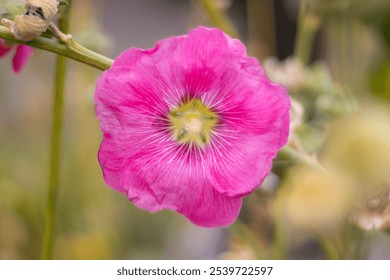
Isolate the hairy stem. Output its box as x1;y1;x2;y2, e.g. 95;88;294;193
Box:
0;25;113;70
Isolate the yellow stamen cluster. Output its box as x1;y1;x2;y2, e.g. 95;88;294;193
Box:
168;99;217;147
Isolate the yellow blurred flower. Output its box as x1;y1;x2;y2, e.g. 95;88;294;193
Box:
322;104;390;184
317;103;390;232
275;166;355;232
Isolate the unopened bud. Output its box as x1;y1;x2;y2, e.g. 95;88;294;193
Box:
2;0;58;42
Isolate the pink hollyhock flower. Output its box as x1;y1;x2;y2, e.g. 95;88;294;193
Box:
0;39;34;73
95;27;290;227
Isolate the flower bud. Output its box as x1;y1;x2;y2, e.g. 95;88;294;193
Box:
2;0;58;42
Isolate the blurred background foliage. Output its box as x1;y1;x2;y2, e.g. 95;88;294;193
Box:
1;0;390;259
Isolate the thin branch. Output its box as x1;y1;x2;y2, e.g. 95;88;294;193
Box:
0;25;113;70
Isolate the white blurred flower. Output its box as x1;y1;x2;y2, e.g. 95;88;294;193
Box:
263;57;306;91
289;98;304;142
352;186;390;231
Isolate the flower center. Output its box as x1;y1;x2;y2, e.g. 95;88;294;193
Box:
169;99;217;147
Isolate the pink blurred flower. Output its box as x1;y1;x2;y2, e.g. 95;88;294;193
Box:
0;39;34;73
95;27;290;227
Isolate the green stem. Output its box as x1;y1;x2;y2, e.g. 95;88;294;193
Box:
231;219;271;259
0;25;112;71
199;0;239;38
319;235;341;260
271;146;325;259
271;207;288;259
40;55;66;260
294;0;320;64
277;146;324;170
40;2;72;260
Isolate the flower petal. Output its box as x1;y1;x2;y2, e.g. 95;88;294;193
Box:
205;75;290;197
0;39;12;58
206;108;290;197
12;45;34;73
120;146;242;227
95;66;172;191
111;27;247;103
